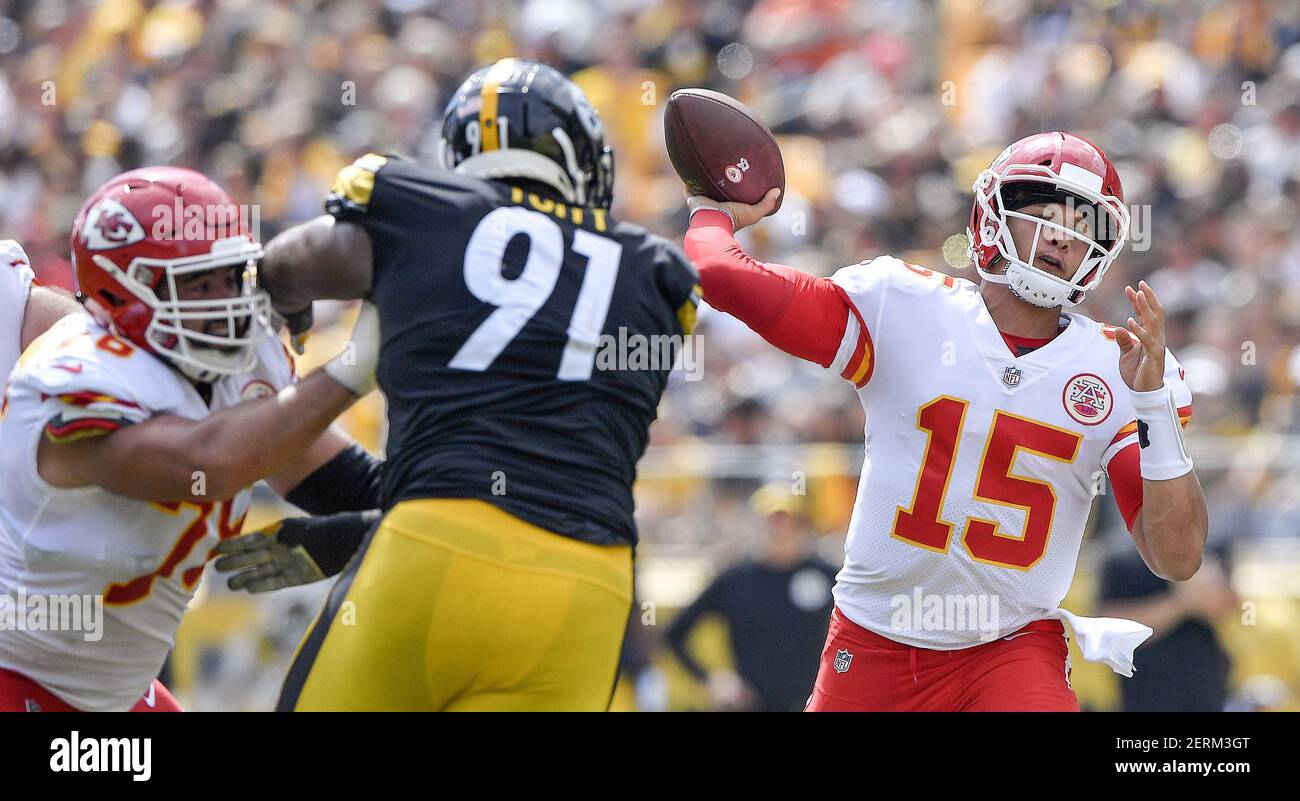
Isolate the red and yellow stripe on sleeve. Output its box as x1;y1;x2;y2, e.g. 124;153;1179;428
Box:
44;414;131;443
838;305;875;388
1109;420;1139;448
49;391;141;410
40;392;141;444
1107;402;1194;450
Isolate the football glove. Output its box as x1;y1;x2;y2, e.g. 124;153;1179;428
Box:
214;519;327;593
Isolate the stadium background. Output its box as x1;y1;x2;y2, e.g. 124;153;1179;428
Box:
2;0;1298;710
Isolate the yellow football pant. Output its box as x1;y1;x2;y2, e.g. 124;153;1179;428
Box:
278;499;633;711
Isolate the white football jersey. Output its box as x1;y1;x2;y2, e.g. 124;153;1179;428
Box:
0;313;294;711
827;256;1190;648
0;240;35;387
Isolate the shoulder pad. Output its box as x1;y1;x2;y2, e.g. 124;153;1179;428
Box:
325;153;393;218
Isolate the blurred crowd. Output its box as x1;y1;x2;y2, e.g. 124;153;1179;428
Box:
3;0;1299;709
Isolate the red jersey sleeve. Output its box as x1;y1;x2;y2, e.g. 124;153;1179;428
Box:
683;210;851;369
1106;442;1143;531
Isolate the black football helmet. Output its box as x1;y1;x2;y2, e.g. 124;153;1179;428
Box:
440;59;615;209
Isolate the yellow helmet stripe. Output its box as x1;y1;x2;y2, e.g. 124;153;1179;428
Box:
478;59;517;153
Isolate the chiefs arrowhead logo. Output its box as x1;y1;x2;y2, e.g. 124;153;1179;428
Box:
80;198;145;251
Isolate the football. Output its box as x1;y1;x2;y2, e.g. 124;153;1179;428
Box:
664;88;785;212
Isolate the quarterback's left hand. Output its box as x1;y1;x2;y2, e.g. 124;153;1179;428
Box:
214;519;326;593
1114;280;1165;392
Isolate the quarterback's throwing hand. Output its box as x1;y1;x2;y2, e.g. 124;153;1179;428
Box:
1114;280;1166;392
685;187;781;232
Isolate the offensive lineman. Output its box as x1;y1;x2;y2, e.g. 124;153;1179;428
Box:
0;167;382;712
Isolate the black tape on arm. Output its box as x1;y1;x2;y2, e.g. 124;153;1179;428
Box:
285;443;385;515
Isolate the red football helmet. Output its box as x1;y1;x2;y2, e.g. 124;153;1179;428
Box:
967;132;1130;308
71;167;268;383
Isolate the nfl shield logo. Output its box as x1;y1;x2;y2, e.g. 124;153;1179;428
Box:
834;648;854;674
1002;366;1022;387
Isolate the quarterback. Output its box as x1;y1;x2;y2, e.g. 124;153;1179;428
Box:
684;132;1207;711
0;167;382;712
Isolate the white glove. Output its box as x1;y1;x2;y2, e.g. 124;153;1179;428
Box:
324;301;379;396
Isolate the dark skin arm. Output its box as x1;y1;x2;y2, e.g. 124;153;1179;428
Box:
38;370;360;502
260;215;374;313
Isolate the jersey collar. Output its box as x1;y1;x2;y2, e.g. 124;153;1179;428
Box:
964;290;1094;393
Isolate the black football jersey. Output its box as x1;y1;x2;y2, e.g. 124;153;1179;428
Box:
325;154;699;546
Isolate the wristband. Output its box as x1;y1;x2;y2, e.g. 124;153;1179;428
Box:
1130;382;1193;481
686;195;736;229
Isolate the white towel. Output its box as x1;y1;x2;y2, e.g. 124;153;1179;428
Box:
1053;608;1153;678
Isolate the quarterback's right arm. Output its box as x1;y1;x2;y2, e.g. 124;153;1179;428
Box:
682;194;853;369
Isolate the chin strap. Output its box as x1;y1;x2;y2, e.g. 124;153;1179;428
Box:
977;260;1075;309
